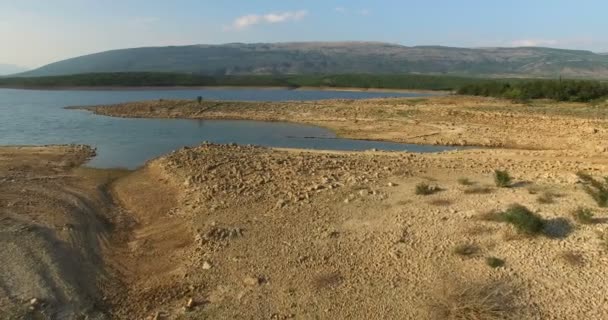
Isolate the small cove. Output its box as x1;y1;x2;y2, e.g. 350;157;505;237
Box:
0;87;458;169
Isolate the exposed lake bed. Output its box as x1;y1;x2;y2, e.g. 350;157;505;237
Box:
3;89;608;319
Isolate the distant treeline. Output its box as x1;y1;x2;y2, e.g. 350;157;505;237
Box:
458;79;608;102
0;72;487;91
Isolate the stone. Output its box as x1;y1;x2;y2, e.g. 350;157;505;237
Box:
243;276;263;286
202;261;212;270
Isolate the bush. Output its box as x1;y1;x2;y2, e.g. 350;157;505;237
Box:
571;207;595;224
501;204;545;235
576;172;608;207
486;257;505;268
494;170;512;188
416;183;440;195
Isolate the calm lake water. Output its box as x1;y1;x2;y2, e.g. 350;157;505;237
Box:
0;88;455;169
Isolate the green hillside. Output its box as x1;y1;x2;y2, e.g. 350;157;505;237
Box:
17;42;608;79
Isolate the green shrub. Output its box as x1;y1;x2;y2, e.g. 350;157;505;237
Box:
416;183;440;195
576;172;608;207
485;257;505;268
571;207;595;224
501;204;545;235
494;170;512;188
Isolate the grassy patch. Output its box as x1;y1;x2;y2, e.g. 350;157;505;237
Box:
416;183;441;195
501;204;545;235
577;172;608;207
429;279;519;320
494;170;512;188
486;257;505;268
571;207;595;224
453;243;480;257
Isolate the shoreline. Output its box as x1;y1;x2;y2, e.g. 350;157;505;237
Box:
0;84;449;94
73;95;608;152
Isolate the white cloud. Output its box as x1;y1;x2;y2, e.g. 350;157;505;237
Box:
358;9;371;16
228;10;308;30
334;7;346;13
510;39;558;47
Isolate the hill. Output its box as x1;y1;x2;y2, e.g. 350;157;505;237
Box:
17;42;608;79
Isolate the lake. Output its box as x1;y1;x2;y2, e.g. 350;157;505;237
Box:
0;88;455;169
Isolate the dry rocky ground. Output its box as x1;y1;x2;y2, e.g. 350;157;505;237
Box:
3;95;608;319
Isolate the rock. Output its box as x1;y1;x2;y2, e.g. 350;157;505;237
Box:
202;261;212;270
243;276;264;286
186;298;195;309
358;189;369;196
29;298;40;307
387;182;396;187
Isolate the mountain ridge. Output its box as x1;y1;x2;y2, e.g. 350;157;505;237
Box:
17;42;608;78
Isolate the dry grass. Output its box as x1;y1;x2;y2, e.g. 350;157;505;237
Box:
429;278;519;320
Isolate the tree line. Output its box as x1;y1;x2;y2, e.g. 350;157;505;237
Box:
458;79;608;102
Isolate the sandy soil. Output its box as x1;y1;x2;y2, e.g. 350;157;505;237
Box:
76;95;608;152
5;95;608;319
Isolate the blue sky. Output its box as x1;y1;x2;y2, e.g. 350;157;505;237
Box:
1;0;606;67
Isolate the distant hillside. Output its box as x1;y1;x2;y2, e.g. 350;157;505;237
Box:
0;64;27;76
17;42;608;78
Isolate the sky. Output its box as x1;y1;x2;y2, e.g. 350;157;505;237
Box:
1;0;607;68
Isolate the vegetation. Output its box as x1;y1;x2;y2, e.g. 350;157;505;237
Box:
453;243;480;257
486;257;505;268
494;170;512;188
458;79;608;102
416;183;440;195
571;207;595;224
430;279;518;320
501;204;545;235
0;72;485;91
576;172;608;207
